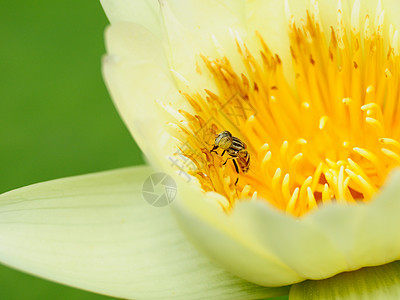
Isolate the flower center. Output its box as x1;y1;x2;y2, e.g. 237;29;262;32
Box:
168;2;400;216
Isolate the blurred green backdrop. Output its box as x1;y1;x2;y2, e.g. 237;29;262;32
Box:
0;1;143;299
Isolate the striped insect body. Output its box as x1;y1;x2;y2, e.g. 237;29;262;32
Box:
210;131;250;185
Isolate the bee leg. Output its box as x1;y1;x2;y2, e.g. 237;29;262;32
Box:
221;150;226;156
222;157;234;165
210;145;218;154
232;159;240;185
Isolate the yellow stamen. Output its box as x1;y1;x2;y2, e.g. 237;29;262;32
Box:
286;187;300;214
169;1;400;216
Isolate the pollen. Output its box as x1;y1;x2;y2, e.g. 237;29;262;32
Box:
168;1;400;217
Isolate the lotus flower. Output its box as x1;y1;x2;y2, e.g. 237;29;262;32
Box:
3;0;400;299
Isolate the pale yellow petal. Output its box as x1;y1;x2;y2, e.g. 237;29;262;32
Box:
370;0;400;30
100;0;162;37
308;169;400;272
103;22;190;164
160;0;247;92
173;179;305;286
290;261;400;299
173;168;400;286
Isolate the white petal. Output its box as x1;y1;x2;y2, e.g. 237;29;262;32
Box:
0;166;288;299
371;0;400;30
159;0;248;91
102;22;190;165
309;169;400;271
173;179;305;286
100;0;162;37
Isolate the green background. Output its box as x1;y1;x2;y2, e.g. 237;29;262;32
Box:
0;1;142;299
0;1;289;299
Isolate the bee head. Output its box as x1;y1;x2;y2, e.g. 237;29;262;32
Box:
215;131;233;149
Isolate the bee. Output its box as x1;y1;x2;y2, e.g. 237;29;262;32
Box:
211;131;250;185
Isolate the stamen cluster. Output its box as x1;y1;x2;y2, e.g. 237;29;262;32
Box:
169;2;400;216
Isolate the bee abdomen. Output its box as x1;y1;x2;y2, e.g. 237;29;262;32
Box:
238;151;250;173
